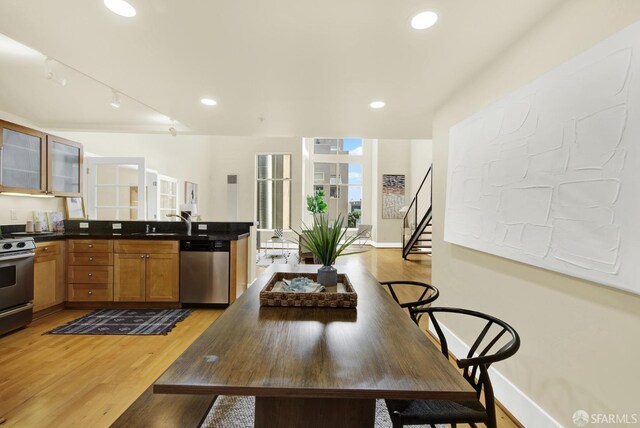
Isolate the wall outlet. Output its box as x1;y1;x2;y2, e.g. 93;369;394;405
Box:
198;224;208;231
10;210;17;220
80;222;89;229
112;223;122;230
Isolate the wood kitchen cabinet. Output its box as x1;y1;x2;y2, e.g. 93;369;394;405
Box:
0;119;83;196
67;240;114;302
46;134;83;196
114;241;179;302
33;241;66;314
0;120;46;194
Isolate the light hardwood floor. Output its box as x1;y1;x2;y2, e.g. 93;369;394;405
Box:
0;248;518;428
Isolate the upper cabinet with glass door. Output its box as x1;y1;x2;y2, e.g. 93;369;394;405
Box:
0;119;83;196
0;120;46;194
46;135;83;196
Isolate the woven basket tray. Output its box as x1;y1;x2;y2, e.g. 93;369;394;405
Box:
259;272;357;308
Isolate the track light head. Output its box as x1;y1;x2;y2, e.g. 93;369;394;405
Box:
44;57;68;87
110;90;121;108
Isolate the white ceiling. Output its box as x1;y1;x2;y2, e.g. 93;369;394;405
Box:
0;0;562;138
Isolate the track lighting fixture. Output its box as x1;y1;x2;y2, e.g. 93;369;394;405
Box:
110;90;121;108
44;57;67;87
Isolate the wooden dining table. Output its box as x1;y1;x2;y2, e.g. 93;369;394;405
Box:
154;264;474;427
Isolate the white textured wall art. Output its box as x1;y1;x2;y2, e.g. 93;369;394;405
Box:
445;21;640;294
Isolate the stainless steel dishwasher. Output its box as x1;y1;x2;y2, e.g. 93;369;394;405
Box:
180;240;230;304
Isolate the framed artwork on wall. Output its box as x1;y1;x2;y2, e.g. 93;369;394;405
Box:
65;197;86;220
185;181;198;204
382;174;405;219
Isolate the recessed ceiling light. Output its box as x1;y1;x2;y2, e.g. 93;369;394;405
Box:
200;98;217;106
104;0;136;17
411;11;438;30
369;101;386;109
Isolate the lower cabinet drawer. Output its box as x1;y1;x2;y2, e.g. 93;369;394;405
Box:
68;253;114;266
68;283;113;302
68;266;113;284
35;242;61;257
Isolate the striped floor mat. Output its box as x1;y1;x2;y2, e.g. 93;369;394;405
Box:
46;309;192;335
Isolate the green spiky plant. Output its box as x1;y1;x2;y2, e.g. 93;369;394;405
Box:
295;214;365;266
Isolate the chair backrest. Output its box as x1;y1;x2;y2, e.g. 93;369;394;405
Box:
356;224;373;237
380;281;439;324
414;307;520;422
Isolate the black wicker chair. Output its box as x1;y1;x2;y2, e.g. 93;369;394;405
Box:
380;281;439;324
385;307;521;428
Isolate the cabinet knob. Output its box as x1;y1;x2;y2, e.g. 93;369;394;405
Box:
89;257;93;261
146;254;150;259
88;273;93;277
140;255;145;259
88;244;93;248
88;290;93;295
43;247;48;251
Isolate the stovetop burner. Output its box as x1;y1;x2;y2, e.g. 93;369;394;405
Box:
0;237;36;254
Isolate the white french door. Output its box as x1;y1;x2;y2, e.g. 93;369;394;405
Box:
86;157;146;220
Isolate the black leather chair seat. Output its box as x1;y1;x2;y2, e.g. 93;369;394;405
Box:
385;398;488;425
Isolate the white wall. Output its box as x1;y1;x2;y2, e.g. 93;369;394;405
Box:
432;2;640;426
409;139;432;197
56;131;217;220
374;140;412;245
52;132;303;226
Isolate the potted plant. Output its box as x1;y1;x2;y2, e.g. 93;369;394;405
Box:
347;209;361;228
295;214;365;286
306;189;328;224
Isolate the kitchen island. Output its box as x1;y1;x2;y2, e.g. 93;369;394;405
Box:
0;220;252;317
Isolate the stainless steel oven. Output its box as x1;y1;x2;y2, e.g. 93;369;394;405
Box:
0;237;35;336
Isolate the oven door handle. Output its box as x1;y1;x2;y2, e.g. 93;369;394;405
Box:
0;252;35;262
0;302;33;318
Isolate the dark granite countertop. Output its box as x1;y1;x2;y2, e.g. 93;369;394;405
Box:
1;220;252;242
1;231;249;242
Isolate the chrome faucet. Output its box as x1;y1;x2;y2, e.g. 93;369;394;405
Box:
167;213;192;235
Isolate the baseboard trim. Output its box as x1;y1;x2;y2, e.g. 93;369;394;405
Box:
427;322;562;428
371;241;402;248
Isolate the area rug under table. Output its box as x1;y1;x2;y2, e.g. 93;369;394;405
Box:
200;395;443;428
46;309;192;335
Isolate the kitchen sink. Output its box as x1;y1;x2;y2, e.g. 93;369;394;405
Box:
141;232;182;236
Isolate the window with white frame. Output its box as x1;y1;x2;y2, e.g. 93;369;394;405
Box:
311;138;363;227
256;154;291;230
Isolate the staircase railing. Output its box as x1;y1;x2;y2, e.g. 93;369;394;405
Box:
402;165;432;257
